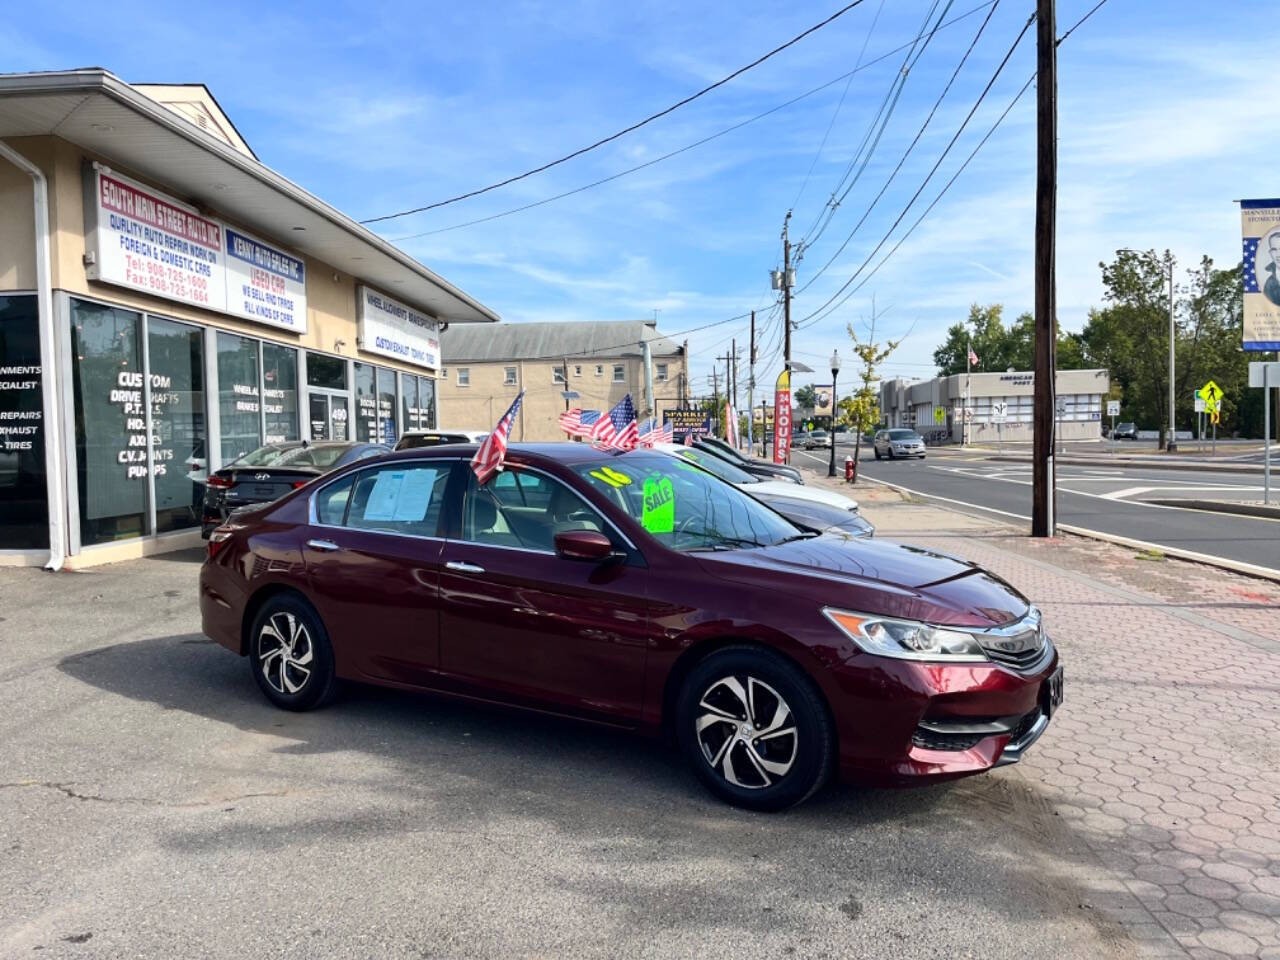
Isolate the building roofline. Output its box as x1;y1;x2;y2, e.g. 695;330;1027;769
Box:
0;68;499;324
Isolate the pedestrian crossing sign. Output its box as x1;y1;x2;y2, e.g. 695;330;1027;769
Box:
1197;380;1223;414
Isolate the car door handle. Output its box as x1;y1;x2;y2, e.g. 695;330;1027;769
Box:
306;538;341;552
445;561;485;574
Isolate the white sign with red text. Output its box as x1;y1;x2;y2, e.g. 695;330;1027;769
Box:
88;167;227;313
223;226;308;333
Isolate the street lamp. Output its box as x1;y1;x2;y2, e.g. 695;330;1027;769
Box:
1120;249;1177;452
828;350;841;477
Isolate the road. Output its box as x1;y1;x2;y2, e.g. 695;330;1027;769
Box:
792;445;1280;575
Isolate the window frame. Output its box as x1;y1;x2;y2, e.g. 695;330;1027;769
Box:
308;456;457;542
504;366;518;386
612;364;625;383
457;367;470;387
656;363;668;382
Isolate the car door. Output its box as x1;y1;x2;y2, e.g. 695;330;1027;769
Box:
436;466;651;723
303;458;457;686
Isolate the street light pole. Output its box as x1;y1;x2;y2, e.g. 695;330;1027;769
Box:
1166;258;1177;453
828;350;841;477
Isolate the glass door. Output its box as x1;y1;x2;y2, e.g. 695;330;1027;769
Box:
308;392;350;441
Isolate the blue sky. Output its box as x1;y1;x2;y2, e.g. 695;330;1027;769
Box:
6;0;1271;397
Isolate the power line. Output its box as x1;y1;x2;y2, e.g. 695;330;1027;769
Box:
360;0;872;225
388;0;999;243
790;0;888;213
795;0;948;255
795;12;1036;329
795;0;1108;331
796;0;1000;295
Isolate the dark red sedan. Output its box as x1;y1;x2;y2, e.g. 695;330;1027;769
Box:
200;444;1062;811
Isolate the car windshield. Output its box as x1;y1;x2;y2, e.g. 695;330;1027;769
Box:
672;447;758;484
229;444;297;467
888;430;919;441
398;433;468;450
272;444;354;468
810;431;827;438
574;452;803;552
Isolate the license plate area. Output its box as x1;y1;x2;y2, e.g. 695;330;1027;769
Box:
1043;665;1064;717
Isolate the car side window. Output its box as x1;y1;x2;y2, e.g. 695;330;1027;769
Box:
315;474;356;525
462;469;604;553
341;462;451;537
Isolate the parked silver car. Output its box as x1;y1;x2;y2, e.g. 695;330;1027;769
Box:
873;428;927;460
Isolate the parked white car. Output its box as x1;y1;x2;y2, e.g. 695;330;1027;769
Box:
650;442;871;537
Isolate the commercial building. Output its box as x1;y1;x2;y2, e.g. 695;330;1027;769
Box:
880;368;1111;442
438;320;686;441
0;69;498;568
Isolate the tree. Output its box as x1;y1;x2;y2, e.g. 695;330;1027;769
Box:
846;317;903;483
934;303;1087;376
793;383;817;410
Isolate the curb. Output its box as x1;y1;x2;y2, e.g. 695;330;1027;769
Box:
855;474;1280;585
983;455;1266;475
1141;499;1280;521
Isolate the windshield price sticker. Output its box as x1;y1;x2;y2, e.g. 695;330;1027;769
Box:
590;466;632;488
642;474;675;533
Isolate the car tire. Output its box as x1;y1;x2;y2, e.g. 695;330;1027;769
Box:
249;594;339;711
887;448;895;460
874;449;882;460
677;646;835;812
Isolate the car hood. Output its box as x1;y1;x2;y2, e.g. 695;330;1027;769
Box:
747;479;857;511
695;535;1028;629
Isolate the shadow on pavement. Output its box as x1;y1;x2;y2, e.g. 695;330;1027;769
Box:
54;632;1132;955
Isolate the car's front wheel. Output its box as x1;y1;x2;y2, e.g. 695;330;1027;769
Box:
249;595;338;711
677;647;834;811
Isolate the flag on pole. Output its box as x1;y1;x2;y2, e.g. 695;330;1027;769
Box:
558;408;582;436
968;344;979;367
725;401;739;448
683;429;694;446
575;410;601;438
638;417;673;446
471;391;524;484
591;394;639;449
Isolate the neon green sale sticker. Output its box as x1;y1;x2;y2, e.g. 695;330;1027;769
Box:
642;474;675;533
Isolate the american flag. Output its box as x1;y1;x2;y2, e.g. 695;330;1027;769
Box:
724;401;739;448
637;417;673;446
558;408;582;436
470;391;524;485
1244;236;1261;292
968;344;979;367
591;394;639;450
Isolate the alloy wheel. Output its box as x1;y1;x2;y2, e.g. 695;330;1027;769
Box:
258;611;315;695
695;675;798;789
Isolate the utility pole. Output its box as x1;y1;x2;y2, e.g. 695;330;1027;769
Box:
1032;0;1057;538
682;339;689;403
748;310;756;451
561;357;571;412
731;338;738;410
783;212;793;373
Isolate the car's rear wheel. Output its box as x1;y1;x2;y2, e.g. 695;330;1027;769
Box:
249;595;338;711
677;647;834;811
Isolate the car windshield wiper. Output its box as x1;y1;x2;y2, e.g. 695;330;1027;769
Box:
777;531;820;543
685;533;767;552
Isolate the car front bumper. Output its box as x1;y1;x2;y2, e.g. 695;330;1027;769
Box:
825;645;1061;785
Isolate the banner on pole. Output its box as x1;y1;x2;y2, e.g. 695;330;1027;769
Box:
773;369;792;465
1240;199;1280;350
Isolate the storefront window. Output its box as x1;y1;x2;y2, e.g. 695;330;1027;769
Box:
400;373;419;432
306;353;347;390
217;333;261;464
0;295;47;549
70;299;147;546
354;362;378;443
417;376;436;429
377;367;398;444
262;343;298;444
148;317;205;533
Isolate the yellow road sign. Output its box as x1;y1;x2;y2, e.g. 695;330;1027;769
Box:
1210;410;1220;426
933;406;946;424
1198;380;1223;414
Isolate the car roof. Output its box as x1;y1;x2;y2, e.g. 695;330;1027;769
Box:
373;441;671;468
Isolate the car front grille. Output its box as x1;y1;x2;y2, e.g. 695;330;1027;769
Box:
975;614;1052;673
911;728;985;751
1007;708;1042;746
911;706;1043;753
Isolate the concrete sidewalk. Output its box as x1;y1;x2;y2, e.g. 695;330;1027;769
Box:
824;470;1280;957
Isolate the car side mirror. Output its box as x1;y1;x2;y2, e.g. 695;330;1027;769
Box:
554;529;616;562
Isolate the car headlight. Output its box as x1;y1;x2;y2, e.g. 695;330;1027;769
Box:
823;609;988;662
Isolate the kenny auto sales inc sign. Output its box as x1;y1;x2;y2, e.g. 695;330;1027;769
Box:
86;165;308;335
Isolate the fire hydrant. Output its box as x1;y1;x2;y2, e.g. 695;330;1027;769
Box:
844;456;856;483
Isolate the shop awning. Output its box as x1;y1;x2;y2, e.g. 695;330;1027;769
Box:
0;68;499;325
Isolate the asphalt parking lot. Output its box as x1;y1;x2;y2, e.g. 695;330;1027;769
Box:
3;548;1128;960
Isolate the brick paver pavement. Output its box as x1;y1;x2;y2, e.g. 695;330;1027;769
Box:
836;478;1280;959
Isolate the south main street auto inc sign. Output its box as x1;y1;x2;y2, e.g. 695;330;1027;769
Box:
357;286;440;370
86;165;309;333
